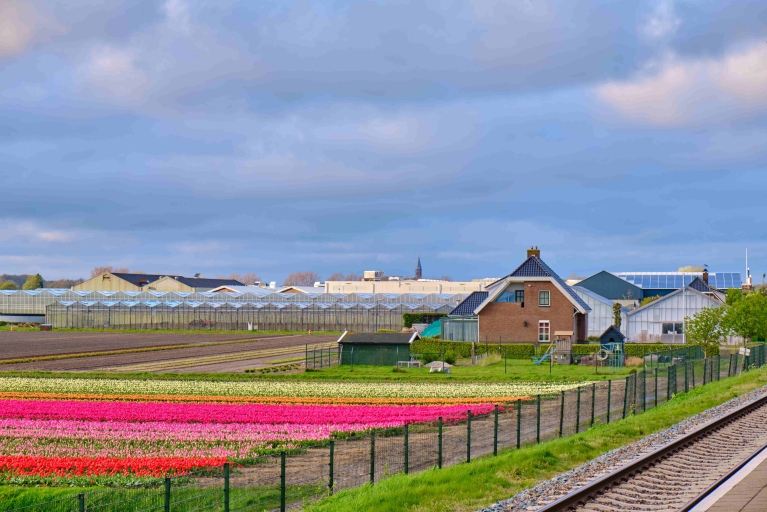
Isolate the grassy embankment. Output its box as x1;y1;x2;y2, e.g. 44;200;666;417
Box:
306;366;767;512
0;326;341;335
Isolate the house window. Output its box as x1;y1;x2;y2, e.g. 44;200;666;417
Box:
496;291;513;302
538;321;550;342
538;290;550;306
662;322;684;334
515;290;524;303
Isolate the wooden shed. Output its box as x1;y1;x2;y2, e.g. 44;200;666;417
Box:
599;325;626;347
338;331;420;366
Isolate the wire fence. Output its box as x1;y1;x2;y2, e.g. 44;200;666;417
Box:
642;345;705;370
7;345;767;512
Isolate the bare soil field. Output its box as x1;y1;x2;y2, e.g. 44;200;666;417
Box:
0;331;286;360
0;334;335;372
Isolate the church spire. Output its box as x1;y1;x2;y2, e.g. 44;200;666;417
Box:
415;257;422;279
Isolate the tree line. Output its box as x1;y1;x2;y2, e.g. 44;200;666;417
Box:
685;288;767;353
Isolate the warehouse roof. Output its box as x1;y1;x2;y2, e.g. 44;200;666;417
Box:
163;276;245;288
336;331;420;345
111;273;180;286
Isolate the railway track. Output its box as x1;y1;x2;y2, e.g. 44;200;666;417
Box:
537;393;767;512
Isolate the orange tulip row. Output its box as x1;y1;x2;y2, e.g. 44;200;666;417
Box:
0;392;532;406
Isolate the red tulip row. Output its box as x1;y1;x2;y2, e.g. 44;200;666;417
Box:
0;455;227;477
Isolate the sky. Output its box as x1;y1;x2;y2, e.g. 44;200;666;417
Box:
1;0;766;284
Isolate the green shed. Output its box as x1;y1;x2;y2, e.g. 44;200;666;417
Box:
338;331;420;366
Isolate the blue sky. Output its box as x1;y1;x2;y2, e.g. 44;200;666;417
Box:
1;0;765;283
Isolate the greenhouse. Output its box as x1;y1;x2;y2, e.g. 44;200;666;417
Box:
45;300;453;332
0;289;466;316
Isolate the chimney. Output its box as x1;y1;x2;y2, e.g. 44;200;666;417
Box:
527;246;541;259
702;268;709;285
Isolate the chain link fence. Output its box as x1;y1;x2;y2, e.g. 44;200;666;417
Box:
7;345;766;512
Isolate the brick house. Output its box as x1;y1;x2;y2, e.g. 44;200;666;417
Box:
469;249;590;344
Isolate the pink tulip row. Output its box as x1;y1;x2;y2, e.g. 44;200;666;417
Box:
0;400;494;424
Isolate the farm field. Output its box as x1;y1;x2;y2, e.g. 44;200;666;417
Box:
0;334;335;373
0;330;308;360
0;374;580;493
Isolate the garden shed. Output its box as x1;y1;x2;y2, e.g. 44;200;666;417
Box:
338;331;420;366
599;325;626;347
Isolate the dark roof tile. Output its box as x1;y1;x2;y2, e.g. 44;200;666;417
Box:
449;291;488;316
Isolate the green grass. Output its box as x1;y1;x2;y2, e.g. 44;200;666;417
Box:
0;358;636;383
306;367;767;512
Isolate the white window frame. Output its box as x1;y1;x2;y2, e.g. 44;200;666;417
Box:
538;290;550;307
538;320;550;342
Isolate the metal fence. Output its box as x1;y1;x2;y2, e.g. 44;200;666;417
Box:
642;345;705;370
8;345;767;512
305;344;340;369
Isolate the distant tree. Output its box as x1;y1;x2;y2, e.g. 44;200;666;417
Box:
723;292;767;344
678;266;704;272
225;273;261;285
726;288;742;306
640;295;661;307
22;274;44;290
45;278;84;289
685;306;728;355
326;273;345;281
612;302;622;329
90;266;130;278
344;273;361;281
440;275;452;282
283;271;321;286
0;281;18;290
567;273;587;281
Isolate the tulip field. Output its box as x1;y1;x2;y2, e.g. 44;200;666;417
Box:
0;376;581;487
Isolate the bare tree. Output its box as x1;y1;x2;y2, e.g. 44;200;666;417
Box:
226;272;261;285
326;272;345;281
91;266;113;277
283;271;321;286
344;273;362;281
440;275;452;282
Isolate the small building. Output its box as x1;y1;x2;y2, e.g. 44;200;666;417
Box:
74;272;179;292
338;331;420;366
598;325;626;347
575;271;643;306
145;276;245;292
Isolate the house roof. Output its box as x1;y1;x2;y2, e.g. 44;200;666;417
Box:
336;331;420;345
599;325;626;340
160;276;245;288
111;273;181;286
449;291;488;316
687;277;712;293
478;256;590;314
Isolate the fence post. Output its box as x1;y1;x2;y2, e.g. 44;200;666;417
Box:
684;362;689;392
667;366;672;401
590;383;595;427
516;399;522;449
642;371;646;412
280;452;286;512
493;405;499;456
559;391;565;437
728;354;734;377
536;395;541;444
690;361;695;389
78;493;85;512
654;368;658;407
329;440;335;494
704;358;708;386
576;386;581;434
467;410;472;463
404;424;409;474
370;432;375;484
622;376;629;419
606;380;612;424
438;417;443;469
164;477;171;512
224;462;230;512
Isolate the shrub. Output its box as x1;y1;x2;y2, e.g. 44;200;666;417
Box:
377;329;396;333
585;335;600;343
402;313;447;328
625;356;644;367
443;350;457;365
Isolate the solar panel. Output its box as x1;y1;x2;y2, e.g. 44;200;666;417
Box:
650;276;659;288
723;274;732;288
658;276;667;288
642;276;651;288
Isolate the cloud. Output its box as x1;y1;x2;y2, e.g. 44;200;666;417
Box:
0;1;36;56
0;222;77;244
595;42;767;125
641;0;681;40
78;46;150;102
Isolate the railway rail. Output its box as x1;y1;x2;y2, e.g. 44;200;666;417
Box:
537;393;767;511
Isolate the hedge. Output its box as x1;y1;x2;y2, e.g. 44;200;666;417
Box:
413;339;716;360
412;338;536;359
402;313;447;328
